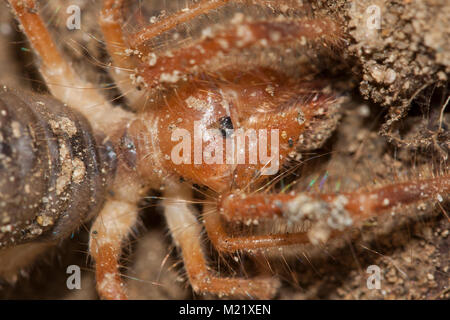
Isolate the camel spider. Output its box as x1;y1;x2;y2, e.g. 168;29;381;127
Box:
4;0;449;300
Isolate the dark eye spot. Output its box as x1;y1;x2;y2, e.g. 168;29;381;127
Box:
218;116;233;138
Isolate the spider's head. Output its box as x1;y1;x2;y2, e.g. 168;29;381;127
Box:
151;68;341;193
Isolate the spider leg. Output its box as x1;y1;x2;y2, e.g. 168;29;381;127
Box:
89;199;139;300
203;205;312;253
7;0;131;132
8;0;74;88
100;0;150;110
130;0;233;49
138;18;342;88
207;175;449;253
129;0;322;49
163;181;279;299
99;0;234;106
221;175;450;222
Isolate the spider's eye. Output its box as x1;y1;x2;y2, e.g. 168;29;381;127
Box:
218;116;233;138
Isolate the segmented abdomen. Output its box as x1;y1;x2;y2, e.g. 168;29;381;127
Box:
0;86;115;248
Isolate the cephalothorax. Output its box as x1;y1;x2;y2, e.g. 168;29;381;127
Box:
1;0;448;299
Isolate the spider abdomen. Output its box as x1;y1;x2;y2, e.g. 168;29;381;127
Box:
0;86;115;249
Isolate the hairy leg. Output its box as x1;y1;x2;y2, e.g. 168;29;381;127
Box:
138;18;342;88
8;0;131;132
100;0;150;110
129;0;322;48
89;198;139;300
220;175;450;222
100;0;341;107
163;181;279;298
203;204;311;253
130;0;233;49
206;175;449;253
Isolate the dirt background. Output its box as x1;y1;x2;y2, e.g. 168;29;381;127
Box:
0;0;448;299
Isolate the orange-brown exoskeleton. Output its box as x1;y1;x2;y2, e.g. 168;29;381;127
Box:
2;0;449;299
